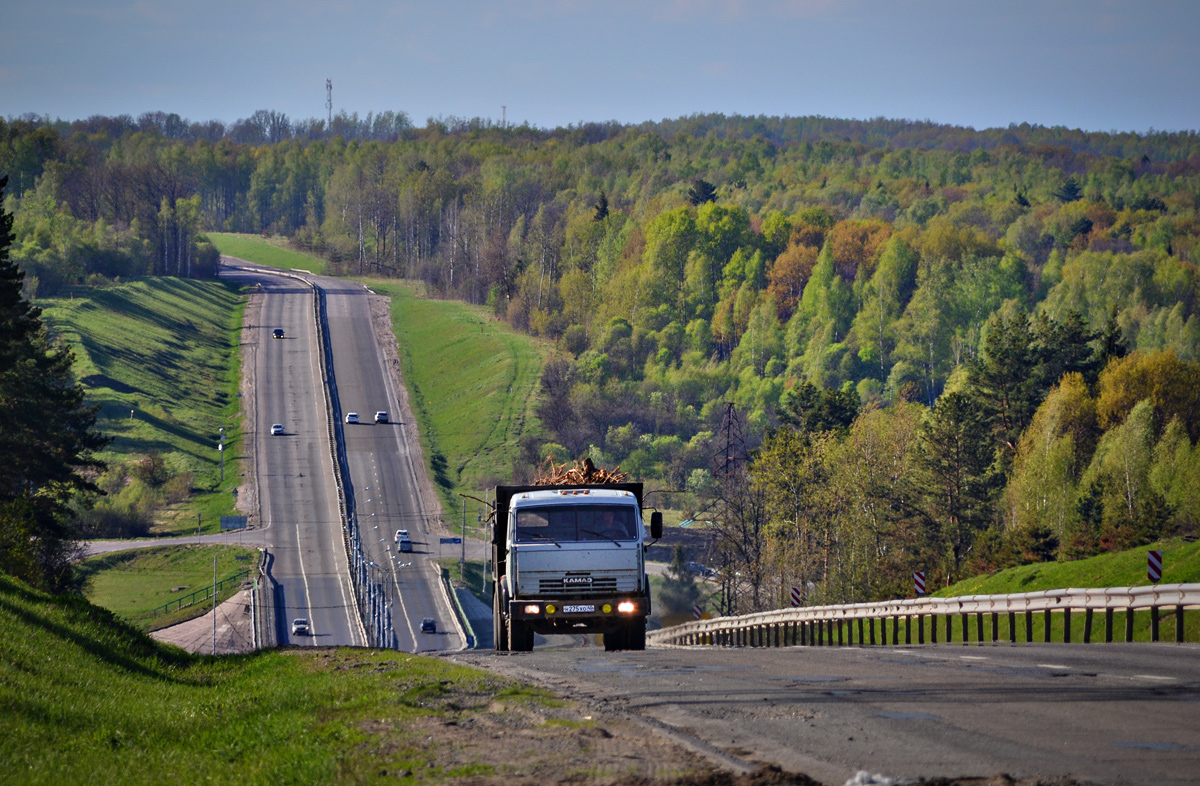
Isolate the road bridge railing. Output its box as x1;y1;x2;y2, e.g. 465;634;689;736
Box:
648;583;1200;648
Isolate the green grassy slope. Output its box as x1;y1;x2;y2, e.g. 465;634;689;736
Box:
369;280;550;527
39;278;245;533
79;545;259;631
940;537;1200;596
0;575;545;785
207;232;327;274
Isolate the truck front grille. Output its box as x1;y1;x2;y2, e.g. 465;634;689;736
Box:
538;577;619;595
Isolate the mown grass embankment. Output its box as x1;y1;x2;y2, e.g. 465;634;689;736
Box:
940;537;1200;596
919;537;1200;643
0;575;696;785
39;277;246;534
207;232;327;274
79;545;259;631
367;279;550;532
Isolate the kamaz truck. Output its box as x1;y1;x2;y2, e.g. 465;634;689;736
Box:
491;483;662;652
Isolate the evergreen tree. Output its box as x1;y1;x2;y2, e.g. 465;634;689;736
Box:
0;176;108;591
918;391;998;577
1053;176;1082;203
686;178;717;206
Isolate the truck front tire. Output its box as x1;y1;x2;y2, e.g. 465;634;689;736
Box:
492;590;509;652
509;618;534;651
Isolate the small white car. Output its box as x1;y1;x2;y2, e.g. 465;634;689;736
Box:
375;411;389;423
394;529;409;543
270;423;284;435
345;412;359;424
291;618;310;636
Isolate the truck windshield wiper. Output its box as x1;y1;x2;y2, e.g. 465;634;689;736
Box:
580;528;622;547
523;531;561;547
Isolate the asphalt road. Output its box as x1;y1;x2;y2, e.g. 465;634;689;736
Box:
454;641;1200;786
320;275;463;653
222;263;364;647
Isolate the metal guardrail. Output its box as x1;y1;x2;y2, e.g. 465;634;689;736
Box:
649;584;1200;648
151;568;252;616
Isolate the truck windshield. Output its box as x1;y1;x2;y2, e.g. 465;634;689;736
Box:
515;504;637;543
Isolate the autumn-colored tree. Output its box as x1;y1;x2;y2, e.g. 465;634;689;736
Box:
766;242;818;321
1096;350;1200;441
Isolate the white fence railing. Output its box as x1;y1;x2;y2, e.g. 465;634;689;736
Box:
648;584;1200;648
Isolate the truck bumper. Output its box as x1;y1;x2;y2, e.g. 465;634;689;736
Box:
509;597;647;623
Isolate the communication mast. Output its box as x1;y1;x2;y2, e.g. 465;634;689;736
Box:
326;79;333;130
501;105;506;129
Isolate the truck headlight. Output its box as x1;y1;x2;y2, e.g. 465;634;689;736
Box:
617;601;636;613
523;604;541;615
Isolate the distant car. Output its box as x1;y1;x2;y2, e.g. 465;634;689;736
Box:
272;328;284;339
374;411;389;423
345;412;359;424
291;618;310;636
420;617;437;634
271;423;285;436
399;537;413;553
394;529;409;543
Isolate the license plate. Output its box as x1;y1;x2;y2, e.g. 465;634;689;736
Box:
563;604;595;613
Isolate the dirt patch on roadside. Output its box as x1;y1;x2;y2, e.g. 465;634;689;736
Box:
151;588;256;654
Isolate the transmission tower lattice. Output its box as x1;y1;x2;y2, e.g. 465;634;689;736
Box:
713;402;749;480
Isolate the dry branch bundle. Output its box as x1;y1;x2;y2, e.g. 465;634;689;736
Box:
532;456;628;486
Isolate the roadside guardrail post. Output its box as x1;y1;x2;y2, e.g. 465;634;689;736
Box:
991;612;998;643
1044;609;1052;642
1084;608;1094;643
1177;605;1185;643
1105;608;1114;642
904;615;911;645
1008;611;1016;643
1151;605;1160;642
1064;608;1072;643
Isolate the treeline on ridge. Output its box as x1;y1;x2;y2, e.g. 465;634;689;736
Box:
2;109;1199;609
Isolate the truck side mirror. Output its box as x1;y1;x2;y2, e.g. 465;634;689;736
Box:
650;511;663;540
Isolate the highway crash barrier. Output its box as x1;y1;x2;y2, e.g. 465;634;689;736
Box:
647;584;1200;648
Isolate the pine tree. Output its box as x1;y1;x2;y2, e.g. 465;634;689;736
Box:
0;176;108;591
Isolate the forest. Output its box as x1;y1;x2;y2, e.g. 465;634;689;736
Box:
3;109;1199;610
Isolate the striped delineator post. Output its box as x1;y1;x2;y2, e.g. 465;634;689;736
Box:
1148;550;1163;583
790;586;802;607
913;571;926;596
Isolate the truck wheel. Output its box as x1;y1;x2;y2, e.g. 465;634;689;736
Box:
603;626;627;651
492;590;509;652
627;621;646;651
510;619;534;652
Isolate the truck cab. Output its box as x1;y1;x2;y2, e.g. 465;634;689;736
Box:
492;483;662;652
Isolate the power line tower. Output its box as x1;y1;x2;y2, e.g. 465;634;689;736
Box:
501;105;506;129
326;79;333;131
713;402;749;480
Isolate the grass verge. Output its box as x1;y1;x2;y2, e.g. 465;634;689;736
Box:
940;536;1200;596
0;574;709;785
79;545;259;631
39;277;246;535
367;279;550;530
207;232;327;274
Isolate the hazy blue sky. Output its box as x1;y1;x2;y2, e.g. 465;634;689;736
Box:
4;0;1198;132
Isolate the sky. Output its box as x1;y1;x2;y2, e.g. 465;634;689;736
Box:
3;0;1199;134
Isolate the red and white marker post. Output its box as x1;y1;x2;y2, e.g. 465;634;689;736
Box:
1148;550;1163;583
